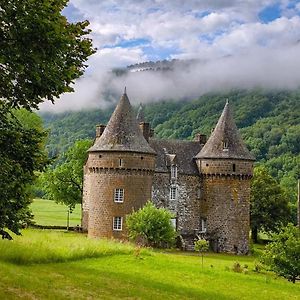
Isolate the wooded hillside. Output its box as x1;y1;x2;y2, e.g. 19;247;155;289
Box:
39;89;300;203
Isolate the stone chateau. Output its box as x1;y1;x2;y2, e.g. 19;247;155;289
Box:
82;90;255;254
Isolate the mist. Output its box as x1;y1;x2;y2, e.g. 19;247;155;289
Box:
39;42;300;112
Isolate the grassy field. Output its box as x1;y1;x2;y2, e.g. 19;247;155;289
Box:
30;199;81;226
0;229;299;300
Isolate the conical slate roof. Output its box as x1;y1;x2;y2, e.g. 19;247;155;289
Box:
136;103;145;123
89;91;156;154
195;101;255;160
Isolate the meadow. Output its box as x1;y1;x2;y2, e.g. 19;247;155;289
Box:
30;199;81;226
0;229;299;300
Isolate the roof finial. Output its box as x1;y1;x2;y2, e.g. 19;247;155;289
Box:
226;98;229;105
124;86;127;95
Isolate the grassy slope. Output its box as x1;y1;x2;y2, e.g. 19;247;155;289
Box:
0;230;299;300
31;199;81;226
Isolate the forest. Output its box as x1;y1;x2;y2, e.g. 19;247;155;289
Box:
40;89;300;210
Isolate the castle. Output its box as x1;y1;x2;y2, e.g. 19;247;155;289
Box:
82;90;255;254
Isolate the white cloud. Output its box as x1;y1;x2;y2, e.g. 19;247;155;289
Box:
40;0;300;111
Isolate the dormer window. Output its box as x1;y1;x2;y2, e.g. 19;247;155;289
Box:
171;165;177;179
223;140;229;151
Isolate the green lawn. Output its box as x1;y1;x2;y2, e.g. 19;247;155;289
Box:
0;229;299;300
30;199;81;226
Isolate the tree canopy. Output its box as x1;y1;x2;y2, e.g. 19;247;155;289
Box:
0;0;95;110
0;0;95;238
0;108;48;239
126;201;177;248
261;224;300;283
250;166;291;242
42;139;92;210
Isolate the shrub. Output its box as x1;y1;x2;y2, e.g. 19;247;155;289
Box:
232;261;243;273
126;201;177;248
194;239;209;268
261;224;300;283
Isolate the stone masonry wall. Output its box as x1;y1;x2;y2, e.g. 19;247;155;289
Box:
197;159;253;176
202;175;251;254
84;151;155;239
152;172;202;232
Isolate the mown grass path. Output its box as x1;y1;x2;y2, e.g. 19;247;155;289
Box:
0;230;299;299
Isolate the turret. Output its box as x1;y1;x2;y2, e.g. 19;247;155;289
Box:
195;101;255;254
82;89;156;238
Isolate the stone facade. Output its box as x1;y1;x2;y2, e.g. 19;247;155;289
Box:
83;92;255;254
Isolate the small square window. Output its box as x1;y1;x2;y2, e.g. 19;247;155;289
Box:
170;186;177;200
113;216;122;231
114;188;124;203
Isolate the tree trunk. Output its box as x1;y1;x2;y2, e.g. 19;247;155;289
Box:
252;226;258;243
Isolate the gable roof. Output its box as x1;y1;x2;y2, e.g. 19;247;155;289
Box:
195;101;255;160
149;139;201;175
89;91;156;155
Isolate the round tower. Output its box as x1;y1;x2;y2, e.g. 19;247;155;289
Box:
195;101;255;254
83;90;156;239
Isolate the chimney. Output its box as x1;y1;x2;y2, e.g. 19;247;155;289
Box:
96;124;106;138
150;129;154;138
139;122;151;142
194;133;207;145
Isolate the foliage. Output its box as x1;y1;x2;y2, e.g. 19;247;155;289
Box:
194;238;209;268
261;224;300;283
194;239;209;253
40;108;113;158
0;0;95;110
126;201;177;248
0;0;94;239
250;166;291;243
42;139;92;210
231;261;243;273
0;108;48;239
40;90;300;189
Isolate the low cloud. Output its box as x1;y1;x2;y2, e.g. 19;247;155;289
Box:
39;1;300;112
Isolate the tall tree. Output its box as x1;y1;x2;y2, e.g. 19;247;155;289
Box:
0;108;48;239
43;139;92;210
0;0;95;110
261;224;300;283
0;0;95;238
250;166;291;243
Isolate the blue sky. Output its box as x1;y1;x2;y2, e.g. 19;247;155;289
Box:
62;1;300;61
41;0;300;111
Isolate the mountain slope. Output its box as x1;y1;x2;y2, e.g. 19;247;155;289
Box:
40;89;300;201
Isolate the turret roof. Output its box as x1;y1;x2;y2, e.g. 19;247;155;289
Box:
195;101;255;160
89;91;156;154
136;103;145;123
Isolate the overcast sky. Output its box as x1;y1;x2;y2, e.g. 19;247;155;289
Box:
40;0;300;111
